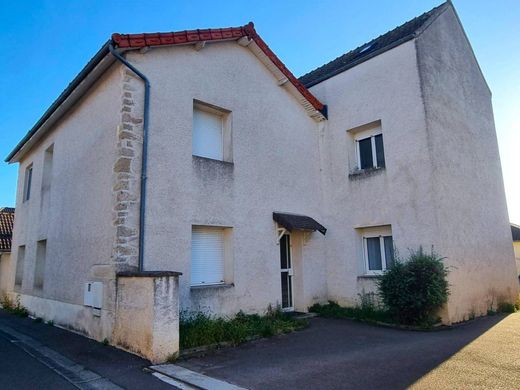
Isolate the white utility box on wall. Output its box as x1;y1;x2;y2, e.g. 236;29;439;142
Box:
84;282;103;309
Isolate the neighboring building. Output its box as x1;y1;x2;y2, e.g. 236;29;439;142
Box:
0;207;15;294
512;224;520;275
4;2;518;360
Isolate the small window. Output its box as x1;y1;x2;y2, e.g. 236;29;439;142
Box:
356;133;385;169
42;145;54;192
349;121;385;171
191;226;226;286
15;245;25;289
34;240;47;290
192;101;232;162
360;226;394;274
23;164;33;202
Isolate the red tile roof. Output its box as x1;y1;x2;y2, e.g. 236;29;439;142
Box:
112;23;325;115
0;207;14;252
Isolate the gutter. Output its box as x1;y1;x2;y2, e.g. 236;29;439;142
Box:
108;44;150;272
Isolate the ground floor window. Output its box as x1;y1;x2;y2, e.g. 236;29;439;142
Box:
359;225;394;274
191;226;226;286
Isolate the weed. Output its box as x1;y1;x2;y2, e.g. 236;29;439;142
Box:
180;307;307;350
497;302;517;313
309;300;396;324
47;320;54;326
102;338;109;346
34;317;43;323
0;294;29;317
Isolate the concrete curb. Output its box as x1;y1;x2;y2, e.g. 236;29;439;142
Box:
150;364;248;390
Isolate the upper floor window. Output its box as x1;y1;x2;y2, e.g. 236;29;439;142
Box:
23;164;33;202
42;144;54;192
355;131;385;169
348;121;386;173
359;225;394;274
192;101;232;162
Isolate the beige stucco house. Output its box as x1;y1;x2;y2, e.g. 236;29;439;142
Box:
4;2;518;361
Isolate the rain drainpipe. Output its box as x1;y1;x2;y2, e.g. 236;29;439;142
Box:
108;43;150;272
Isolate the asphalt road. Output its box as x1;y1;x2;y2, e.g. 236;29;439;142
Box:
0;334;75;389
0;310;175;390
179;314;520;390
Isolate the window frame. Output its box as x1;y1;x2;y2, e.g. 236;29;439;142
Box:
191;225;231;287
359;226;394;275
355;130;384;170
23;164;33;202
192;100;232;162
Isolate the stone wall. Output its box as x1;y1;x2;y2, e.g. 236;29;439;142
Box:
111;67;144;270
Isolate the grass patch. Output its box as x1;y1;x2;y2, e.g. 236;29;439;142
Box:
0;294;29;317
309;299;395;324
180;307;307;350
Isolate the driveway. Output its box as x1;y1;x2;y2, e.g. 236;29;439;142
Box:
179;313;520;389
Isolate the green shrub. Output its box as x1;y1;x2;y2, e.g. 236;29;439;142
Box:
0;294;29;317
497;302;517;313
179;306;307;349
378;247;449;326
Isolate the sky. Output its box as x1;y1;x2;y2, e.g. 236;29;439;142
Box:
0;0;519;223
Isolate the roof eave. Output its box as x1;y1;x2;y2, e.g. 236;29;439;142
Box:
5;41;114;163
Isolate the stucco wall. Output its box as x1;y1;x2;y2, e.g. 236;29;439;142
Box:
309;40;436;306
125;42;328;316
415;6;518;321
10;63;122;338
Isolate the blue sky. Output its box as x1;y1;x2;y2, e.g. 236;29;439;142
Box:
1;0;519;223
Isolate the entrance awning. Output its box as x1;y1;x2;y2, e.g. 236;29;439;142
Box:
273;212;327;235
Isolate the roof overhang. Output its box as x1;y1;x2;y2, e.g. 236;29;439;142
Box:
273;212;326;235
112;23;327;121
6;41;116;163
6;23;326;163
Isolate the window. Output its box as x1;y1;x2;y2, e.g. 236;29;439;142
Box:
192;101;232;162
15;245;25;289
191;226;226;286
42;145;54;192
349;121;385;170
34;240;47;290
360;226;394;274
356;133;385;169
23;164;33;202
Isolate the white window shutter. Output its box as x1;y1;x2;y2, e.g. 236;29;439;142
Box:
191;227;225;285
193;108;223;160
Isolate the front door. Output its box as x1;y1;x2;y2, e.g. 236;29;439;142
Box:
280;234;293;311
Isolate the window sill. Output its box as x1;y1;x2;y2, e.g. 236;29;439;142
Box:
190;283;234;291
348;166;385;180
357;274;383;280
192;155;234;166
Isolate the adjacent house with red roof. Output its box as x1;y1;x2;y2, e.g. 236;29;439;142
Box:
0;207;15;293
4;2;518;361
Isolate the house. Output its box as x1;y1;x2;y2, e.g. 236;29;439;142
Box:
0;207;15;294
512;224;520;275
4;2;518;361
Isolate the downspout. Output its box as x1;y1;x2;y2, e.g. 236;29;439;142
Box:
108;43;150;272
